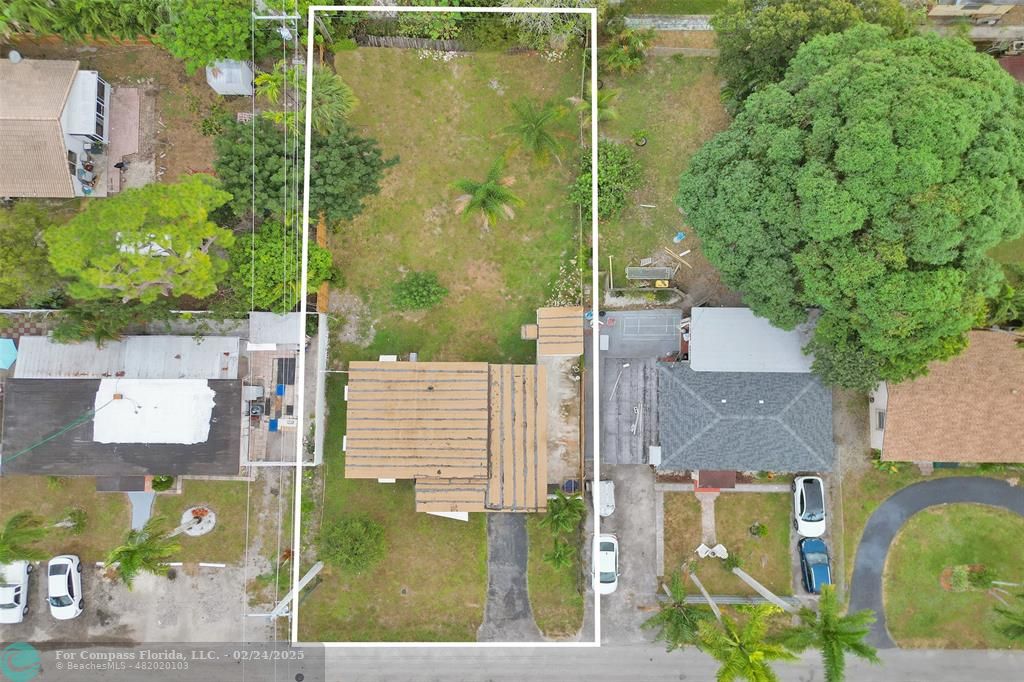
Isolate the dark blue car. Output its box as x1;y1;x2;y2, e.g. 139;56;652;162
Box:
798;537;832;594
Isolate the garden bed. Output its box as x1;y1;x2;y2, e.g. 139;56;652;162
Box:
526;515;585;639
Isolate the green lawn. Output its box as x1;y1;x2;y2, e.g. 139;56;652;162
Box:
153;479;250;565
0;476;129;563
625;0;726;14
991;235;1024;284
599;55;731;288
298;377;488;642
663;492;792;596
331;48;583;364
884;504;1024;649
526;516;585;639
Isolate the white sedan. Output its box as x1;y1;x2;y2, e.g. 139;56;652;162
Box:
47;555;83;620
793;476;827;538
0;561;32;624
596;534;619;595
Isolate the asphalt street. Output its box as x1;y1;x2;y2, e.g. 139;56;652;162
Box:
848;476;1024;648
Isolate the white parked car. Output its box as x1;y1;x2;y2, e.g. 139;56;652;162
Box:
596;534;619;595
793;476;827;538
0;561;32;624
47;555;83;620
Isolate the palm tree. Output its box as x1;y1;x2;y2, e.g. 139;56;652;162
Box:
995;592;1024;641
453;157;523;230
642;571;710;651
105;515;180;590
255;62;358;135
542;539;576;570
504;98;564;164
776;585;879;682
538;490;585;536
697;604;798;682
0;512;48;563
567;88;621;126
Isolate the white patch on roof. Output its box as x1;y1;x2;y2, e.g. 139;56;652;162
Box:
13;336;238;379
92;379;215;445
249;312;303;346
689;307;814;373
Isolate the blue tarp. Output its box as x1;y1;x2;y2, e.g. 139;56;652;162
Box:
0;339;17;370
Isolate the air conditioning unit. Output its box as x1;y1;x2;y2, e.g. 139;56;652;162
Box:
1011;40;1024;54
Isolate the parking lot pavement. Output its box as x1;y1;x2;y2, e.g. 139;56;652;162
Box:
3;562;272;644
599;464;660;645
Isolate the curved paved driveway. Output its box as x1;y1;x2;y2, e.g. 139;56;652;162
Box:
848;477;1024;648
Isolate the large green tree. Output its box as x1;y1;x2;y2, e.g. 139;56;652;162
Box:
45;175;234;304
677;26;1024;390
228;222;334;312
776;585;879;682
156;0;274;74
0;202;62;307
713;0;910;112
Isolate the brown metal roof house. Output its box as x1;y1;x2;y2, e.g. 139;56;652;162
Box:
0;57;111;198
871;330;1024;463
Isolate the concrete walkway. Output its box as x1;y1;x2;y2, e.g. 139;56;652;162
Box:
650;47;720;57
126;491;155;531
848;477;1024;648
695;492;718;545
626;15;712;30
478;514;542;642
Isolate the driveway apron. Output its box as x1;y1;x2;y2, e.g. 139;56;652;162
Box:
477;513;542;642
848;477;1024;648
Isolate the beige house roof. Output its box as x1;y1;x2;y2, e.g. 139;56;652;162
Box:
882;331;1024;463
0;58;79;198
535;306;584;357
345;361;548;513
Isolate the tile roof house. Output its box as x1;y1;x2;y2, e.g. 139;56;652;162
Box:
872;330;1024;463
657;307;834;474
0;57;111;198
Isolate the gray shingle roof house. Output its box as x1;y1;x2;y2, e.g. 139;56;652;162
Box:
657;362;834;473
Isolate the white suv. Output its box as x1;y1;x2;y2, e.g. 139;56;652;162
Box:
47;555;83;620
793;476;827;538
0;561;32;624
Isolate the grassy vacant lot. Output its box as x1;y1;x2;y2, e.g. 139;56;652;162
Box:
884;504;1024;649
526;516;585;639
600;55;735;302
663;492;792;596
626;0;726;14
841;465;1024;590
331;48;583;364
153;479;250;565
0;476;128;563
299;378;488;642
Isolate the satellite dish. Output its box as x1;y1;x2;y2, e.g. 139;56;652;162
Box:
8;50;22;64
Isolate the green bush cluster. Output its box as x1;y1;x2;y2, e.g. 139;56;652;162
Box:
320;515;386;574
392;272;448;311
570;141;643;220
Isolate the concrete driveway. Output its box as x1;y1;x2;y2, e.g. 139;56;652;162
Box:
599;464;660;644
5;562;271;644
848;476;1024;648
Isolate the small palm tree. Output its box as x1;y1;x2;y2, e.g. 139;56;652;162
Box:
538;490;585;536
105;515;180;590
567;88;621;126
697;604;798;682
453;157;523;230
504;98;564;164
643;571;710;651
542;539;576;570
995;592;1024;641
0;512;48;563
256;62;357;135
777;585;879;682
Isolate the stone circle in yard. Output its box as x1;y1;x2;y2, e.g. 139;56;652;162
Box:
181;506;216;537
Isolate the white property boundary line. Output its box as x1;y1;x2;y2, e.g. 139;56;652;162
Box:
296;4;600;648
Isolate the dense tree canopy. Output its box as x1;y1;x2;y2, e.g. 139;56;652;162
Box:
229;222;333;312
215;119;396;225
45;175;235;304
0;202;62;307
712;0;909;112
156;0;273;74
677;26;1024;390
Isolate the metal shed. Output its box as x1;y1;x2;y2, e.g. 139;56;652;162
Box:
205;60;254;96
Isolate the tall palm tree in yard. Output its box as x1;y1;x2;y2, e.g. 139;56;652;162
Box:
567;88;621;127
697;604;797;682
0;512;48;563
776;585;879;682
256;62;358;135
642;571;710;651
995;592;1024;641
105;515;180;590
538;490;585;536
504;98;564;164
453;157;523;230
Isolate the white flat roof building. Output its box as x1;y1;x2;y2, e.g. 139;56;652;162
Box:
689;307;814;373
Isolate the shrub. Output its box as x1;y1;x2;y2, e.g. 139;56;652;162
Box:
392;272;447;310
61;508;88;535
723;555;742;571
570;141;642;220
320;515;386;573
870;449;902;475
950;565;970;592
540;490;586;537
151;476;175;492
749;522;768;538
969;565;994;590
542;539;576;570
